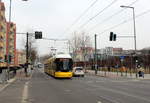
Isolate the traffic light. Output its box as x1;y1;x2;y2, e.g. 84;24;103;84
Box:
109;32;117;41
5;55;7;62
110;32;113;41
114;34;116;41
35;31;42;39
8;55;12;63
4;55;11;63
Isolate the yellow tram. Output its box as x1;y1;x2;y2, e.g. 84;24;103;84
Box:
44;53;73;78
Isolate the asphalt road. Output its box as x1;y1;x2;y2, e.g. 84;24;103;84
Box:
0;68;150;103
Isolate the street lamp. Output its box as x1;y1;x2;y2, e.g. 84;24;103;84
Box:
9;0;28;22
120;5;137;52
120;5;137;78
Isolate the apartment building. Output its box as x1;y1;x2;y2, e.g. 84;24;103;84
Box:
0;2;6;68
6;22;16;66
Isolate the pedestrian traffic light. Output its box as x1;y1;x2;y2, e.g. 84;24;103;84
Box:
8;55;12;63
109;32;117;41
4;55;12;63
35;31;42;39
5;55;7;62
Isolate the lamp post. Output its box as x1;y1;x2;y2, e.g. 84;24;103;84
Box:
9;0;12;22
9;0;28;22
120;5;137;78
95;34;97;75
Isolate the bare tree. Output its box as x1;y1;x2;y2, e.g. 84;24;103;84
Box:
79;32;92;48
28;35;39;64
70;31;92;62
70;31;81;60
21;34;38;64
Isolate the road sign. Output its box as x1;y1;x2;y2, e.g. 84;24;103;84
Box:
120;56;125;59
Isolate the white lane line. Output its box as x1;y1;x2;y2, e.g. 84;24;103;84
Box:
91;84;150;103
96;81;104;83
65;89;71;92
0;78;16;92
99;95;120;103
21;82;29;103
97;101;102;103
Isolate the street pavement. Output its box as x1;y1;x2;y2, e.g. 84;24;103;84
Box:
0;68;150;103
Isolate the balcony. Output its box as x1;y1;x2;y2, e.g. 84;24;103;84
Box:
0;5;5;11
0;21;6;28
0;38;4;42
9;43;14;47
0;33;4;38
9;35;14;40
0;53;4;59
9;30;14;35
9;49;14;54
0;47;4;52
0;42;4;47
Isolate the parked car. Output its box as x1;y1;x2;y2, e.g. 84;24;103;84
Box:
73;67;84;77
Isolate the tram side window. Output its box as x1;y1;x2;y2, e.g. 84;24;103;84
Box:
55;59;61;71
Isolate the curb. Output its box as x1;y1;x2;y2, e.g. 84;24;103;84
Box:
0;78;16;92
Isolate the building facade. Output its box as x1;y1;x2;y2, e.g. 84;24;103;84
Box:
74;47;94;62
15;50;26;67
98;47;123;56
0;2;6;68
112;48;123;56
6;22;16;67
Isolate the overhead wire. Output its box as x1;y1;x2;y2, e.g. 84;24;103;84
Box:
63;0;99;34
16;33;68;41
79;0;118;29
42;37;68;41
88;0;140;31
98;8;150;35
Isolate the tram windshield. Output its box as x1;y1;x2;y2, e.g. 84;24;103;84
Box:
55;58;73;71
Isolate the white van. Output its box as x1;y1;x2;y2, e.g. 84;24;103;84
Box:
73;67;84;77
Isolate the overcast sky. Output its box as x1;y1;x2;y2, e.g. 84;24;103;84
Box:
2;0;150;55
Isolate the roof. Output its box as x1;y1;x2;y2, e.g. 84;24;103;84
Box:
44;54;72;64
55;54;72;59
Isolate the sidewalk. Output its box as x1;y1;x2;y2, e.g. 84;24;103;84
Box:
15;68;32;79
0;77;16;92
87;70;150;80
0;70;9;83
0;68;30;92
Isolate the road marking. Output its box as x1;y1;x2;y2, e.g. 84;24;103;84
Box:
92;84;150;103
99;95;120;103
97;101;102;103
0;78;16;92
95;81;104;83
86;81;93;83
64;89;71;92
21;82;29;103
